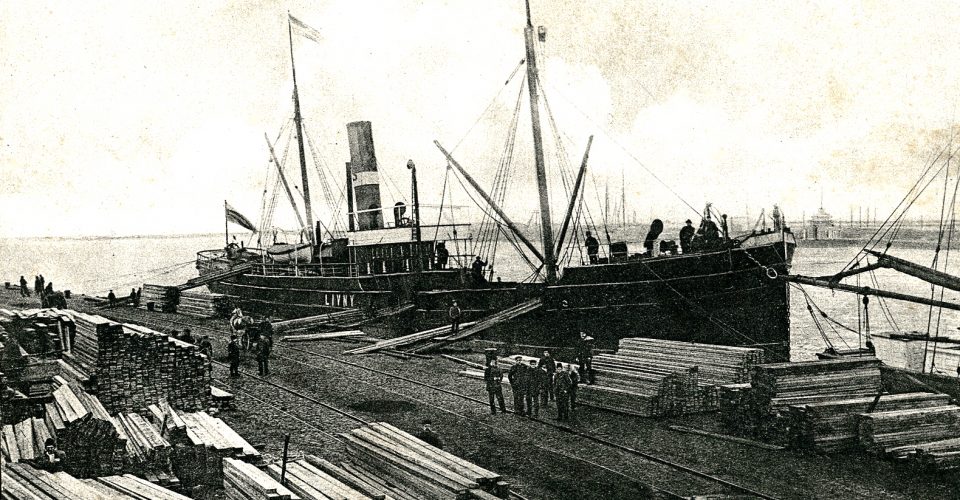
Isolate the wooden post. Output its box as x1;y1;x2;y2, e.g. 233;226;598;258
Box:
280;433;291;485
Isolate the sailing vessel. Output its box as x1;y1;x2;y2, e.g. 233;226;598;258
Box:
195;5;796;360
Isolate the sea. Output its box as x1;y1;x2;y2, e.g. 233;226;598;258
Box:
2;234;959;362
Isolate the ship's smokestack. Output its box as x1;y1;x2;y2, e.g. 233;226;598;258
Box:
346;121;384;230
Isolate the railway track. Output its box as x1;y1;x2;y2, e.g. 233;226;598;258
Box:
92;307;778;499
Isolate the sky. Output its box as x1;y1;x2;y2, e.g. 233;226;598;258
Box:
3;0;960;237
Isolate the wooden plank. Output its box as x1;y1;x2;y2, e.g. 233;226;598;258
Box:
303;455;388;500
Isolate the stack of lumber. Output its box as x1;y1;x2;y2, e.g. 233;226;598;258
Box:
2;462;191;500
338;422;508;499
0;417;52;465
146;401;261;489
717;384;754;431
267;456;377;500
719;358;882;442
616;338;765;384
223;457;299;500
44;377;126;477
345;321;478;355
282;330;366;342
858;405;960;454
95;321;210;413
141;284;179;313
60;310;104;387
789;392;952;452
115;411;178;488
274;308;367;334
177;289;231;318
899;438;960;470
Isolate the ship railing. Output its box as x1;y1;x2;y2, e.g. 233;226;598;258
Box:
252;262;360;278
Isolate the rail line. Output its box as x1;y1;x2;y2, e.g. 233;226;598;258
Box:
95;307;778;500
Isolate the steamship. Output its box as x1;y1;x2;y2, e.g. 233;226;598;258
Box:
196;7;795;360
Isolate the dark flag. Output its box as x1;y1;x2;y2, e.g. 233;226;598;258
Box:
289;15;322;45
225;201;257;232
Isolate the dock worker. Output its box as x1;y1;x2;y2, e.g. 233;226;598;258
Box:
19;276;29;297
568;364;580;411
256;329;273;376
554;362;572;422
227;335;241;377
679;220;695;254
135;287;142;307
181;328;195;345
198;336;213;360
107;290;116;308
415;419;445;449
585;231;600;264
508;358;526;415
525;360;540;418
435;242;449;270
42;282;54;307
471;256;488;285
484;359;507;415
34;275;42;296
577;332;595;385
39;438;65;472
448;301;462;334
129;288;137;307
39;275;45;294
537;350;556;403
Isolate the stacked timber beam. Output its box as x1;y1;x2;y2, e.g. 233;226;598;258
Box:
789;392;952;452
275;302;415;336
859;405;960;455
177;289;231;318
338;422;508;500
44;376;126;477
147;400;261;489
615;338;764;384
115;411;178;489
720;357;884;444
223;457;299;500
141;284;179;313
2;461;191;500
345;322;478;355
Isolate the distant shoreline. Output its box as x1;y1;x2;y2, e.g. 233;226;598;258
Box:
0;232;224;241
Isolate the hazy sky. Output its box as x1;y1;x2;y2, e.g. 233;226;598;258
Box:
4;0;960;237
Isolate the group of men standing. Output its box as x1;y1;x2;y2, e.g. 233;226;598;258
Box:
19;274;65;308
484;334;594;423
227;307;273;377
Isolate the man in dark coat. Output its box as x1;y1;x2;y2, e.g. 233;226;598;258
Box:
227;335;241;377
448;301;462;334
524;360;540;418
256;331;273;376
435;242;449;269
180;328;195;345
198;336;213;360
507;359;526;415
129;288;137;307
554;362;573;422
537;350;556;403
568;364;580;411
484;359;507;414
19;276;29;297
679;219;695;254
577;332;595;384
585;231;600;264
471;256;488;285
107;289;117;308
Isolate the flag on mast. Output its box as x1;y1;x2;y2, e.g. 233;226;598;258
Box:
225;201;257;232
289;14;322;45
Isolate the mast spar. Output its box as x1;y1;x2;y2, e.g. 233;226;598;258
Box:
288;14;315;245
523;0;557;283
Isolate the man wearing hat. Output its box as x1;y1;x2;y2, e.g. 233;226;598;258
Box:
585;230;600;264
415;419;445;449
679;219;695;254
227;335;241;377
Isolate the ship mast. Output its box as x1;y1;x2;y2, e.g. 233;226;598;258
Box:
523;0;557;283
288;15;315;245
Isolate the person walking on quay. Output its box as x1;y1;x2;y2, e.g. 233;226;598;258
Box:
415;419;445;449
554;362;573;422
129;288;137;307
508;358;526;416
181;328;195;345
525;360;541;418
227;335;241;377
135;287;142;307
198;336;213;360
256;332;273;376
33;276;41;296
38;275;45;294
537;350;556;403
568;363;580;412
19;276;29;297
107;290;117;308
577;332;595;384
448;300;461;334
484;359;507;414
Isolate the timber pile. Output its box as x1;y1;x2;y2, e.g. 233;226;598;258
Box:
615;338;765;384
345;322;478;355
96;321;210;413
282;330;366;342
339;422;508;500
719;358;882;442
223;457;299;500
1;462;191;500
858;405;960;454
146;401;261;489
61;310;104;387
141;284;179;313
496;354;715;417
44;377;126;477
264;458;371;500
177;289;231;318
898;438;960;470
275;302;416;335
115;411;178;488
789;392;952;452
1;417;52;465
